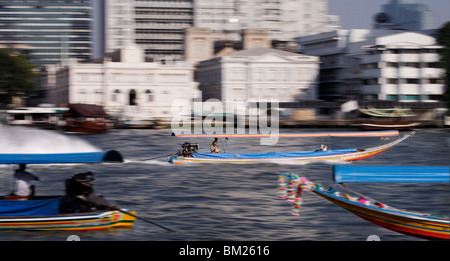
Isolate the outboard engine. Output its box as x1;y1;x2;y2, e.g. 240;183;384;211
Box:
177;142;199;157
60;172;111;213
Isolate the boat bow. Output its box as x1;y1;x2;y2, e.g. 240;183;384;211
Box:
277;164;450;240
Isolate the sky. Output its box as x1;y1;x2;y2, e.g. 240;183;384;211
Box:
328;0;450;30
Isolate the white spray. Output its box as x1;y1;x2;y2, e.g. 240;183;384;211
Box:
0;124;100;154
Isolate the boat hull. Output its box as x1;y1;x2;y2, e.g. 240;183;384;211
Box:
358;121;420;130
170;149;383;164
169;132;414;164
0;210;136;231
64;120;109;134
312;188;450;240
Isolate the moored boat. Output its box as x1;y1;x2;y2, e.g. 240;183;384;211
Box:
357;119;421;130
356;107;420;130
63;104;110;134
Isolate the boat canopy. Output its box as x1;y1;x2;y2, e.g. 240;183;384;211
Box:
174;130;399;138
65;103;108;118
0;150;123;164
333;165;450;183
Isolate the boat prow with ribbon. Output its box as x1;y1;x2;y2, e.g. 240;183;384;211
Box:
278;165;450;240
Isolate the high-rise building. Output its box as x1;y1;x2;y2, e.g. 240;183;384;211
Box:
193;0;338;41
103;0;338;61
103;0;194;62
373;0;437;31
0;0;93;67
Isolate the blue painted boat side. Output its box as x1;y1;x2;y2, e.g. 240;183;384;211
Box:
334;165;450;183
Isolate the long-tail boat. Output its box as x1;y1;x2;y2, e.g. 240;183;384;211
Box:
0;150;136;231
168;130;414;165
278;165;450;240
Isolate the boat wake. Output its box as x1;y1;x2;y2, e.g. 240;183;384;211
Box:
0;124;100;154
124;158;171;166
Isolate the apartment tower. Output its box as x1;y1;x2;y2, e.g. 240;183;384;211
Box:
0;0;93;67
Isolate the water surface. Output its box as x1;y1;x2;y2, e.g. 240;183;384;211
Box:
0;128;448;241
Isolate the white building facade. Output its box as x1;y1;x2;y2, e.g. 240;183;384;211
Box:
52;45;198;121
346;32;444;102
196;47;319;103
299;30;445;102
298;29;371;100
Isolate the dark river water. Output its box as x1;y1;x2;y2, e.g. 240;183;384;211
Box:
0;126;449;242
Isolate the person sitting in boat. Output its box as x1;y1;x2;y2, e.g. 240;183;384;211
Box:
316;144;328;151
10;164;40;199
210;138;221;153
59;172;113;213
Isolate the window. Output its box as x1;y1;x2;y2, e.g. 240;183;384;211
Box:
146;90;154;102
387;62;399;68
426;62;442;68
363;78;378;85
388;78;398;84
112;89;120;102
421;49;438;54
403;49;420;54
391;49;419;54
269;69;276;81
428;95;441;100
403;62;420;68
387;95;398;101
405;78;420;84
426;78;444;84
362;63;378;69
231;69;245;81
403;95;420;100
129;89;137;105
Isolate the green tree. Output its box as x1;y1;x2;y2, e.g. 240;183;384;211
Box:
0;48;38;106
437;22;450;111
